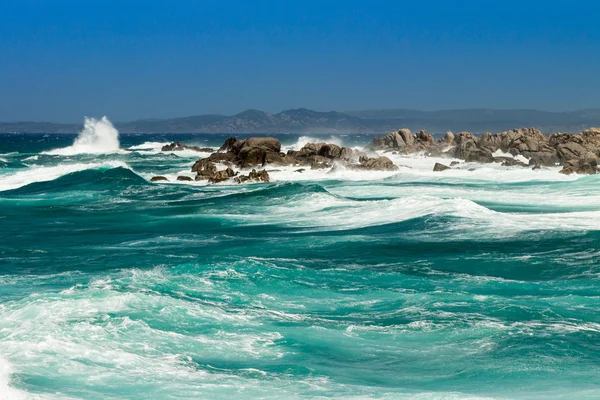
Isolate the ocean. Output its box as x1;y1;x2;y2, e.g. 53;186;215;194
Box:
1;119;599;399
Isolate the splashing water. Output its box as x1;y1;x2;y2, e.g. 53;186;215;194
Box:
45;116;121;155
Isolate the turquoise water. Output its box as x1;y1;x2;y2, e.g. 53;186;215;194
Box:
1;129;600;399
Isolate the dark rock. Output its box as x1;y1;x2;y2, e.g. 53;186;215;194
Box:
433;162;450;171
234;169;270;183
496;157;528;167
161;141;213;152
151;176;168;182
208;167;236;183
450;161;460;166
176;176;194;181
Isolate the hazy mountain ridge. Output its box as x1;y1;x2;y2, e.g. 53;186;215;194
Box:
2;108;600;134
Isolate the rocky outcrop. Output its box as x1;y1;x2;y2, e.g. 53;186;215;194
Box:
190;136;402;182
371;126;600;175
176;176;194;181
161;141;213;152
151;176;168;182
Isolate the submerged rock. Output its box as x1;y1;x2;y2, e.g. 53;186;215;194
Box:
176;175;194;181
151;176;168;182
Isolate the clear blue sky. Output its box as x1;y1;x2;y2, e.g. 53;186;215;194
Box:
1;0;599;122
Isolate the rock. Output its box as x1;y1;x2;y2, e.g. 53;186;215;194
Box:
557;142;589;161
208;167;236;183
318;143;342;159
310;155;333;169
560;158;598;175
444;131;455;143
433;162;450;171
234;169;270;183
398;129;414;146
496;157;528;167
532;163;542;170
450;161;460;166
151;176;168;182
371;129;413;149
295;168;306;173
161;141;213;152
191;152;238;172
416;130;433;144
176;176;194;181
221;137;282;168
358;156;398;171
218;137;239;152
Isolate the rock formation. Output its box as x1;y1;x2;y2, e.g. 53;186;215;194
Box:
372;127;600;175
188;136;401;183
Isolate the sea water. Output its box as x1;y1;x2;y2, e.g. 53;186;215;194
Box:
0;119;599;399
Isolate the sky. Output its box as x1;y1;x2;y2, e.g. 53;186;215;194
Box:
0;0;599;122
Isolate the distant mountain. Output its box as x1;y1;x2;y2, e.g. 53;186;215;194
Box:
2;108;600;134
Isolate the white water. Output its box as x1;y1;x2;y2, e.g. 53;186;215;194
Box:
45;117;122;155
0;161;131;192
128;141;213;157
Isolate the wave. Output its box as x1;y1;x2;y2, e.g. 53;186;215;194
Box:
44;116;123;155
4;166;148;195
0;161;132;192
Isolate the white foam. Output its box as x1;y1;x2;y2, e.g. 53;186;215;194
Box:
281;135;344;153
0;158;8;163
22;156;38;161
44;117;123;155
129;141;213;158
492;149;530;164
127;141;168;151
0;357;28;400
0;161;131;192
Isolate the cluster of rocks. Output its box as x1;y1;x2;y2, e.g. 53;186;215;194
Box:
178;136;398;184
161;141;214;152
372;127;600;175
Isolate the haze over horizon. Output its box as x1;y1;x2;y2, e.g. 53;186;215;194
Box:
1;0;599;123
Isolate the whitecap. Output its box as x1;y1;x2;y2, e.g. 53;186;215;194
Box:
0;160;132;192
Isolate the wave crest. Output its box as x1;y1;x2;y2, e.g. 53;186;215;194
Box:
44;116;122;155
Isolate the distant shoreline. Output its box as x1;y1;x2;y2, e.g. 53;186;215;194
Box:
2;107;600;134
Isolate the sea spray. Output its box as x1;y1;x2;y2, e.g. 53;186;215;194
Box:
45;116;121;155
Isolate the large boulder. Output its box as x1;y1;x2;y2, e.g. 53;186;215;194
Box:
372;129;413;149
560;158;598;175
358;156;398;171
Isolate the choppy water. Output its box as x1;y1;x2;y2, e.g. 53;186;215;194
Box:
1;123;600;399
